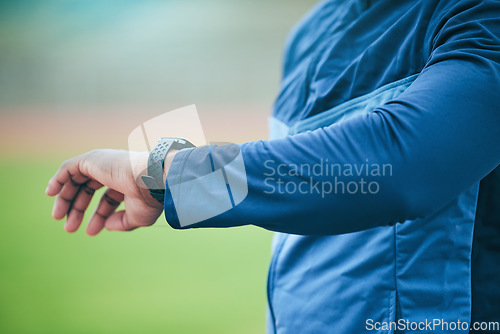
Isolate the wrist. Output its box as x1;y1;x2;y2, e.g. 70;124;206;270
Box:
139;138;194;207
134;149;178;209
133;151;164;209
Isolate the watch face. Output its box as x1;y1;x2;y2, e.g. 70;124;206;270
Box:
170;138;195;150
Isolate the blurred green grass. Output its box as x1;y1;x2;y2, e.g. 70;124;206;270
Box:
0;156;273;334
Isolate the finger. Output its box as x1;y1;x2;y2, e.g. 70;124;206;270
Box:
86;188;123;236
52;178;82;220
65;180;103;233
104;210;138;232
46;157;89;197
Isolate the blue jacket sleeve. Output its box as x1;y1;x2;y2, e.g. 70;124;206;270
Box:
163;0;500;235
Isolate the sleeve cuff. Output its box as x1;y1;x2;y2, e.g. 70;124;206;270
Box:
163;147;195;229
163;143;248;229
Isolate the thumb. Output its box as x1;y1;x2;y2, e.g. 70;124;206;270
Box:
104;210;138;231
104;198;162;232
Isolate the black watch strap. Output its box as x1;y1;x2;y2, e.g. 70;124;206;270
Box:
141;137;195;204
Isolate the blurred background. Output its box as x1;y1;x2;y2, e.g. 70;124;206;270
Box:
0;0;317;333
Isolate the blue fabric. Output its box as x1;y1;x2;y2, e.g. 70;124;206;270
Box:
265;77;480;334
164;0;500;332
266;75;481;334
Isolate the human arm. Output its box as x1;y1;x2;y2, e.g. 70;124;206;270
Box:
163;0;500;234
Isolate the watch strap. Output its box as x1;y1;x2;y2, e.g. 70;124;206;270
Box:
141;137;195;204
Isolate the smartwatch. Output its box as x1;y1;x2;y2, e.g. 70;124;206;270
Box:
141;137;195;204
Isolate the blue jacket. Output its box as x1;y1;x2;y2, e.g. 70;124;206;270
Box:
164;0;500;332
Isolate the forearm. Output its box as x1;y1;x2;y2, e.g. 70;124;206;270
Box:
163;60;500;235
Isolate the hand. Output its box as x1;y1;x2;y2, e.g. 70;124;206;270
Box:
46;149;174;236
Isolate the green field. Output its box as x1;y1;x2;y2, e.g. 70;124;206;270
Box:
0;0;313;331
0;156;273;334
